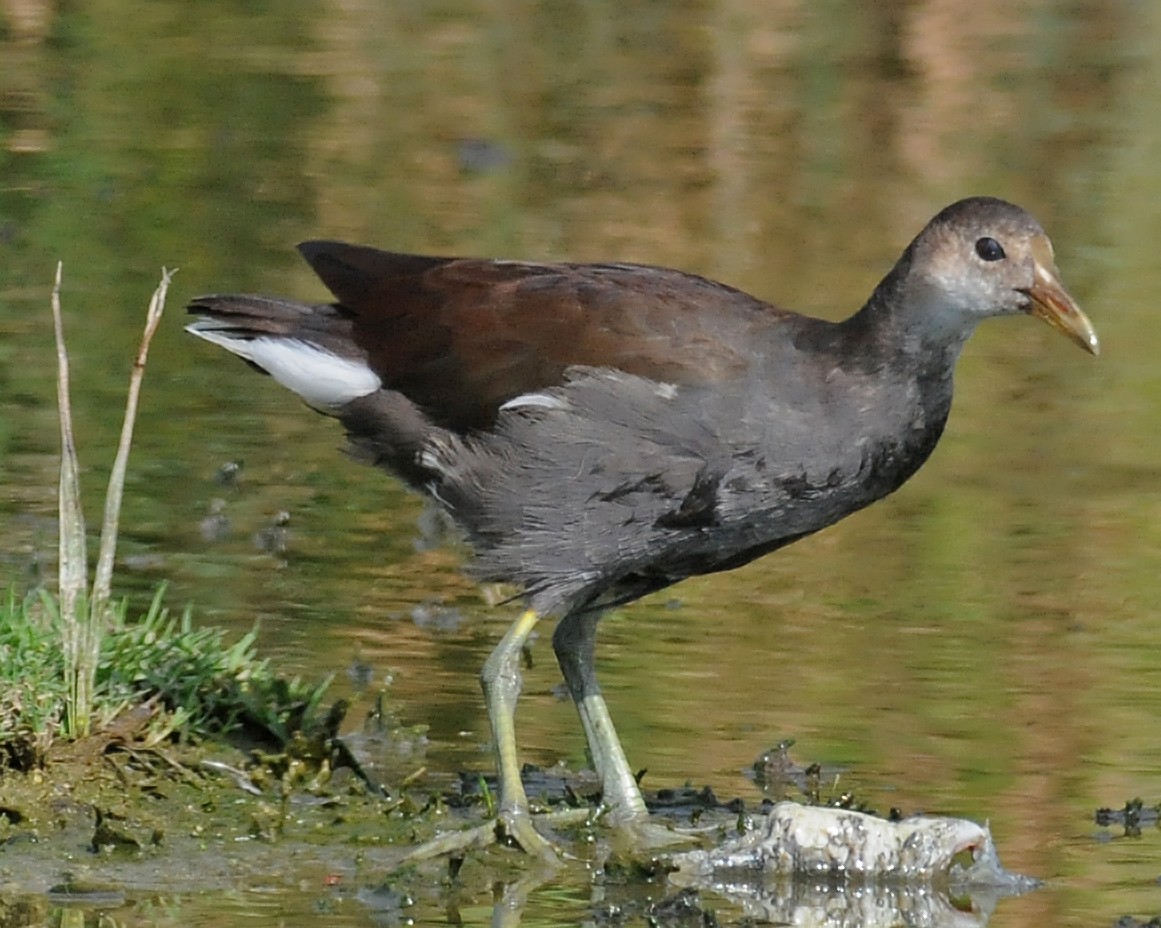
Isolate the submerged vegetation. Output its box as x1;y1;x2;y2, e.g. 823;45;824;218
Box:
0;267;331;768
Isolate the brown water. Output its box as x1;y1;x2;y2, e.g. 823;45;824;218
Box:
3;0;1161;924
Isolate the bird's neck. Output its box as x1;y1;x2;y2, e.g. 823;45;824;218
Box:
823;262;964;485
841;258;976;379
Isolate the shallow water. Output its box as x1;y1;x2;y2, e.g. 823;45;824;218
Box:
3;0;1161;924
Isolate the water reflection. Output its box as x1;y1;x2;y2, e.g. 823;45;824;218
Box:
2;0;1160;925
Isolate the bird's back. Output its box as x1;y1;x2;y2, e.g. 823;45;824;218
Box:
296;241;799;429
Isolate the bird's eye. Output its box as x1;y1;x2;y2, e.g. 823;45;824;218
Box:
975;237;1005;262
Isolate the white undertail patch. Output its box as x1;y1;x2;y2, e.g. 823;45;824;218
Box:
186;322;381;409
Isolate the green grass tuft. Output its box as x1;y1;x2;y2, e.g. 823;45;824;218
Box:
0;584;331;766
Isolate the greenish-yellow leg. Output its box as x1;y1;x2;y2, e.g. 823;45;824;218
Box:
559;618;697;849
575;691;650;820
553;610;650;822
480;608;556;857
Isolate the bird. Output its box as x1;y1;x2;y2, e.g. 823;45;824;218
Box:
186;196;1098;857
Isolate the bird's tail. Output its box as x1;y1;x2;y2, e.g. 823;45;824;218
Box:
186;295;381;411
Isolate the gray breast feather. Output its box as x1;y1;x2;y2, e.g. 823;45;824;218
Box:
420;366;923;611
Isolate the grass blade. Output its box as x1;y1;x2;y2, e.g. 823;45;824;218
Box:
51;262;88;618
52;262;98;736
92;268;174;612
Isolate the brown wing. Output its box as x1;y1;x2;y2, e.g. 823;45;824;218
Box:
299;240;790;430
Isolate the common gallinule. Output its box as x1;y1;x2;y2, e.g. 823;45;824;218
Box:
187;197;1098;857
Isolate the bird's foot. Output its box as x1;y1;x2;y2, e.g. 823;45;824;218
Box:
598;808;705;856
492;805;569;860
394;804;594;868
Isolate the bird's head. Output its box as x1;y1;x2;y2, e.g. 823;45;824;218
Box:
903;196;1099;356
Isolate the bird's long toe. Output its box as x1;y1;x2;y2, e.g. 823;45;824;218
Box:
598;809;704;855
494;805;560;860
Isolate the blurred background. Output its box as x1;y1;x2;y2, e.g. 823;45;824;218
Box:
1;1;1158;923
